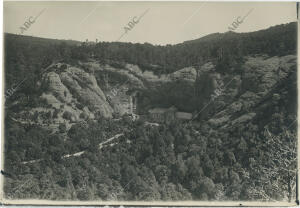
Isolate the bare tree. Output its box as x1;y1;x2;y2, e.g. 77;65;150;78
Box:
249;126;297;201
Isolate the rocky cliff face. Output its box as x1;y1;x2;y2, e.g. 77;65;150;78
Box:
14;54;296;133
16;64;114;130
207;55;296;128
42;64;113;117
170;67;197;82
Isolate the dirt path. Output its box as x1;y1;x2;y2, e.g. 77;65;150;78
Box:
21;133;125;164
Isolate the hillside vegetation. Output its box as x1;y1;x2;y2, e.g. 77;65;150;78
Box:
3;22;297;202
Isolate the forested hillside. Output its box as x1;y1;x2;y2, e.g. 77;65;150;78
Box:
3;22;297;202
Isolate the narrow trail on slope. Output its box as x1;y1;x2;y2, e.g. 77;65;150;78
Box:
62;133;124;159
21;133;125;164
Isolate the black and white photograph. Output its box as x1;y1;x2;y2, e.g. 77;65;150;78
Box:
1;1;298;205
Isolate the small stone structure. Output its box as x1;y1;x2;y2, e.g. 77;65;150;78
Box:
148;106;192;124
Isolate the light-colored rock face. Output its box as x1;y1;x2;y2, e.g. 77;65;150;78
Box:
115;63;197;83
231;112;256;125
205;54;296;128
60;67;112;117
41;64;113;120
170;67;197;82
242;55;296;95
125;64;165;82
101;64;145;88
43;72;72;103
16;54;296;133
125;64;141;74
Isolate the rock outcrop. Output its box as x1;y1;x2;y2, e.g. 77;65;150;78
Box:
32;64;114;128
170;67;197;82
206;55;296;128
14;54;296;134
